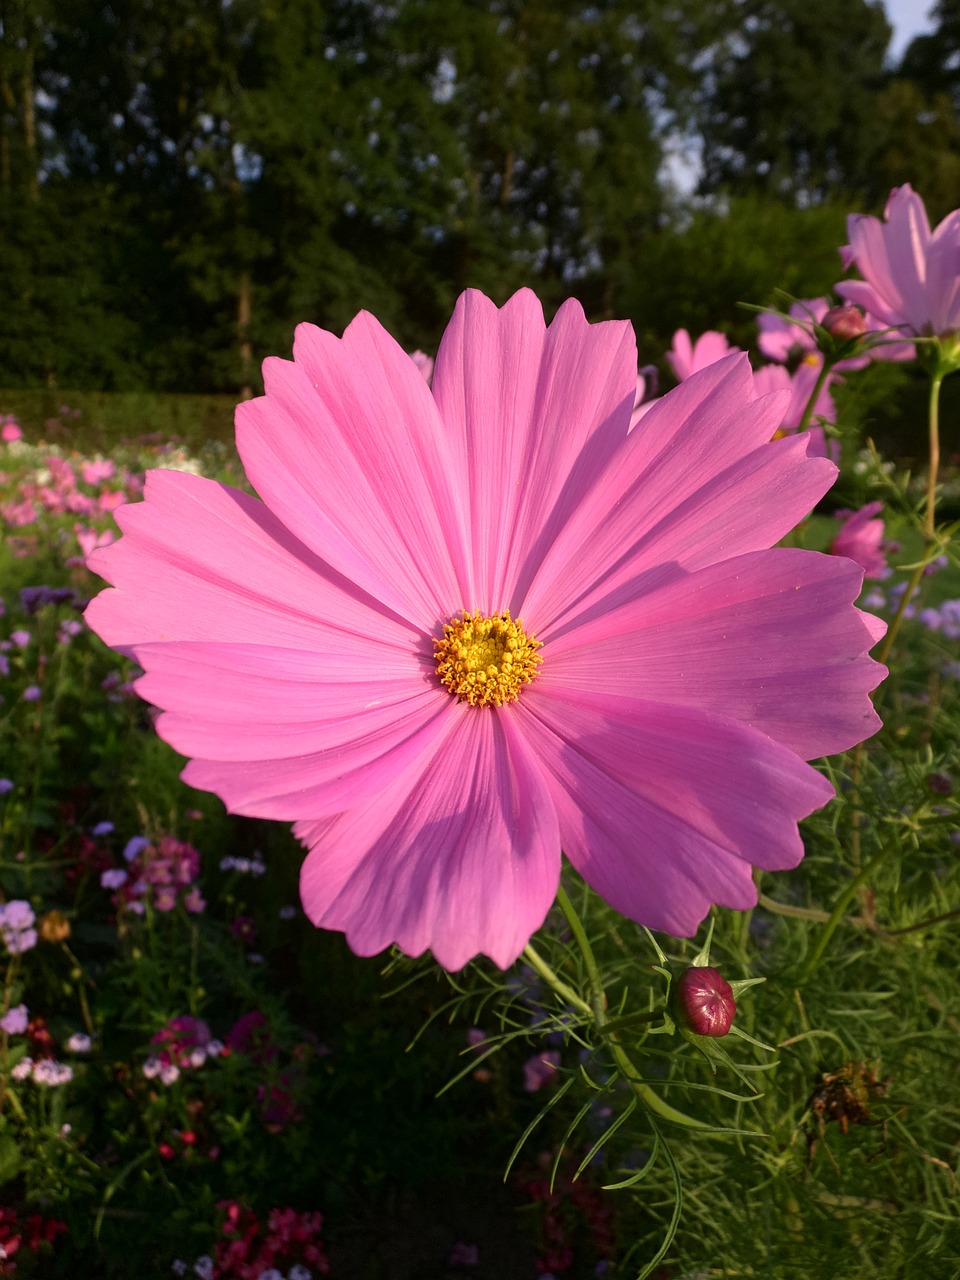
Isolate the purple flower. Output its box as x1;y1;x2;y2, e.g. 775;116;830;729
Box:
0;779;13;795
100;868;129;889
22;685;42;702
0;1003;28;1035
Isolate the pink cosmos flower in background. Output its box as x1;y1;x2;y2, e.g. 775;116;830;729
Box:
665;328;740;381
0;418;22;443
409;349;435;384
85;289;884;971
751;362;837;460
629;365;660;429
836;184;960;340
523;1050;561;1092
830;502;891;580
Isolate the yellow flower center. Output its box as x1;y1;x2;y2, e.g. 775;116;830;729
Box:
433;610;542;707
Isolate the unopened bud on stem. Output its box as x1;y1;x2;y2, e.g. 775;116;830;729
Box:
822;304;867;342
675;965;737;1037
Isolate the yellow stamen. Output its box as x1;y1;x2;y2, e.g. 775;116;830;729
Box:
434;610;542;707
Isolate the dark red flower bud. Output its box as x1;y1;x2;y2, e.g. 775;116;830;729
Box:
822;304;867;342
676;965;737;1037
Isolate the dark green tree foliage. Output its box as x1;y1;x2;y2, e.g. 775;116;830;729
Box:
696;0;892;203
3;0;722;390
881;2;960;222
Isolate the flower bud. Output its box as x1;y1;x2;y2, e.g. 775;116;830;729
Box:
821;304;867;342
39;910;71;943
675;965;737;1037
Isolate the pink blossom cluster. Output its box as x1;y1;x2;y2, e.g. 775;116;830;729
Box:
0;450;133;531
10;1057;74;1086
102;835;206;915
185;1200;331;1280
143;1015;223;1085
0;1205;66;1278
0;431;146;569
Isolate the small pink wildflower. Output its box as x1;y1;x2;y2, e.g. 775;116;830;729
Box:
86;289;885;969
830;502;892;579
1;419;22;443
665;328;740;380
80;459;116;486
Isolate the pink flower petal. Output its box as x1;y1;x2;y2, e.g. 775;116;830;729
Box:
130;640;449;818
517;688;833;935
542;548;884;760
431;289;637;612
522;356;813;629
86;469;421;654
236;311;472;625
297;708;560;969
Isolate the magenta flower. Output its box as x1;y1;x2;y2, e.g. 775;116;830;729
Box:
836;184;960;339
86;289;884;970
665;328;740;381
830;502;891;580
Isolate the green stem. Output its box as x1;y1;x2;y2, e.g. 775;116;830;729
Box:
871;370;946;686
539;890;715;1132
795;358;834;436
925;369;943;542
522;943;592;1019
794;838;898;988
556;884;607;1022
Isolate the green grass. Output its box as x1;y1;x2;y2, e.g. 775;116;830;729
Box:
0;388;236;452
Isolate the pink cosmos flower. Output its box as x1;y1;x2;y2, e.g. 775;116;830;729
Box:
830;502;891;579
85;289;884;970
523;1049;561;1091
0;419;22;443
666;328;740;381
410;349;435;384
751;362;837;459
80;459;116;486
836;184;960;339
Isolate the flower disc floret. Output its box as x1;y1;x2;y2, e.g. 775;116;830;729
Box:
434;610;541;707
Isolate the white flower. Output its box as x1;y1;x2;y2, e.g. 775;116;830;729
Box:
142;1055;162;1079
67;1032;93;1053
193;1257;215;1280
159;1063;181;1086
11;1056;34;1081
32;1059;73;1086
